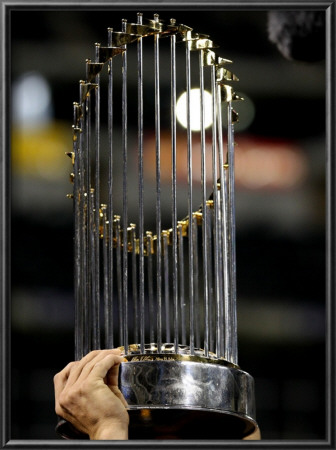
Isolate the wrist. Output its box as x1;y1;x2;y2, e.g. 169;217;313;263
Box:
90;422;129;440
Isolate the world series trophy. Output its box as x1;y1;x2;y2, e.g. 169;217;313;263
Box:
56;12;259;439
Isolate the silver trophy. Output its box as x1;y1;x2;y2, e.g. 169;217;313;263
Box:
57;12;258;439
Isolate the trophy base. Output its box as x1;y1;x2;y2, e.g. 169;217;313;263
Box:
56;353;258;440
128;408;256;439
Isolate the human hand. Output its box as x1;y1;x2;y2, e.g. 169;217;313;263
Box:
54;349;129;440
243;426;261;440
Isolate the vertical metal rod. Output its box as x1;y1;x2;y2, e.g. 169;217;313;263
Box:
131;225;138;344
227;100;238;365
84;75;92;353
185;37;194;355
223;167;231;359
77;134;88;355
178;222;186;345
154;13;162;352
102;206;110;348
73;103;82;360
115;216;123;346
199;50;209;357
137;12;145;354
89;188;97;349
210;66;220;356
163;231;170;343
146;232;154;343
107;27;114;349
79;84;87;355
217;85;230;360
93;43;101;349
206;201;214;353
170;23;178;354
121;18;128;354
82;191;89;356
192;214;200;349
215;186;224;358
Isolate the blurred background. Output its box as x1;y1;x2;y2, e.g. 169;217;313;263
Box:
10;8;326;440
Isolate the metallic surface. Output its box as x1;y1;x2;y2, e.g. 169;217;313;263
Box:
154;13;162;353
121;358;255;412
107;27;114;350
56;357;257;440
137;12;145;354
122;358;257;439
170;22;178;355
121;18;129;354
60;12;259;441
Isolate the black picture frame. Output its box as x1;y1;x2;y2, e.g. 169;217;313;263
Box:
1;1;335;449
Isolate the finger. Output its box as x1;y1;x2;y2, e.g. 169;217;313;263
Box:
105;357;126;387
89;353;124;382
54;361;77;412
100;347;123;356
75;350;123;384
54;361;77;397
66;349;120;386
64;350;101;386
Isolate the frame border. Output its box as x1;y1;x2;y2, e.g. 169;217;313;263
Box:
1;1;335;449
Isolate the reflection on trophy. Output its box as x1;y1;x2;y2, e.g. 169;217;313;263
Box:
57;12;258;439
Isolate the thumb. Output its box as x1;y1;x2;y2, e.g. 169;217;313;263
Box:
109;385;129;409
106;356;127;386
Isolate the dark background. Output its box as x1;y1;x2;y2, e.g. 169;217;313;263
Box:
10;7;326;440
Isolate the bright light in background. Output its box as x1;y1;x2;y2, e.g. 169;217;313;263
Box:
11;71;70;186
12;71;53;129
176;89;213;131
